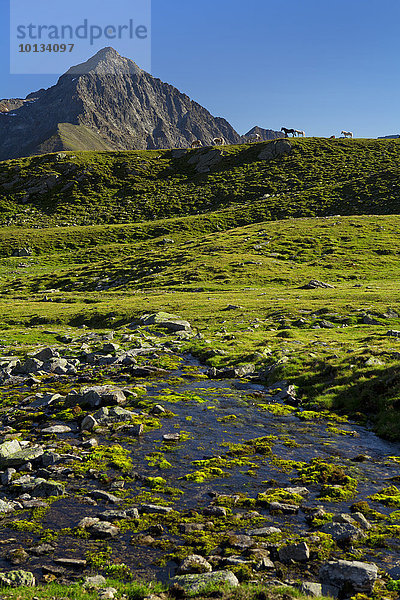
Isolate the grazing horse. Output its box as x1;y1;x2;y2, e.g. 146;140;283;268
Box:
341;131;353;138
281;127;296;138
191;140;203;148
213;137;225;146
247;132;261;143
294;130;305;137
329;135;336;139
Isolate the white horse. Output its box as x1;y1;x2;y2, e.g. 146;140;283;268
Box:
213;137;225;145
295;130;305;137
247;132;261;143
341;131;353;138
191;140;203;148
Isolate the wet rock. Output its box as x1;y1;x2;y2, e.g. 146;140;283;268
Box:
6;548;29;565
29;544;54;556
203;506;227;517
76;386;127;408
150;405;165;415
177;555;212;574
140;504;173;514
89;521;120;539
268;501;299;515
319;560;378;596
78;517;100;529
351;512;372;530
54;558;87;569
93;406;136;424
129;366;169;378
41;425;72;434
247;526;281;536
179;523;207;534
170;570;239;593
278;541;310;563
0;570;35;587
32;480;65;498
29;392;63;408
320;522;365;544
207;364;256;379
97;510;127;521
125;507;139;518
90;490;121;504
283;486;309;497
163;433;181;442
81;415;98;431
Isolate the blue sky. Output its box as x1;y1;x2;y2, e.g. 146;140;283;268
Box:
1;0;400;138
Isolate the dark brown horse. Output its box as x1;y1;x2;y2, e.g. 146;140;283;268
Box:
281;127;296;137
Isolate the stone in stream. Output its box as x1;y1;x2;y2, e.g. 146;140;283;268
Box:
319;560;378;596
32;480;65;497
351;512;372;530
41;425;73;434
268;501;299;515
163;433;181;442
170;570;239;593
139;504;173;514
54;557;87;569
90;490;121;504
247;526;281;536
93;406;137;424
207;364;256;379
29;544;54;556
177;555;212;574
97;510;127;522
89;521;120;539
320;522;365;544
83;575;107;589
278;541;310;563
73;386;127;408
81;415;98;431
0;570;35;587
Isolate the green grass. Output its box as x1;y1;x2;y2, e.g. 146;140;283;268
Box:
0;137;400;228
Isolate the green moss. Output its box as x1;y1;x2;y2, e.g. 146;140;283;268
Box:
369;485;400;507
256;403;296;416
74;444;133;475
257;488;304;506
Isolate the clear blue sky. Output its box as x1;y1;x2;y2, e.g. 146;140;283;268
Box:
1;0;400;138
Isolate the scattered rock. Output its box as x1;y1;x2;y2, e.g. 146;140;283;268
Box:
319;560;378;595
301;280;335;289
177;555;212;574
170;570;239;593
278;542;310;563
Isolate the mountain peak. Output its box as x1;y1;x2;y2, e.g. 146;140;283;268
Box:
65;46;142;77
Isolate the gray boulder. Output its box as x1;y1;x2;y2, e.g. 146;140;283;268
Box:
278;541;310;563
139;312;192;332
188;148;223;173
32;480;65;498
0;447;44;469
320;522;365;544
77;386;126;408
93;406;136;424
319;560;378;595
170;570;238;593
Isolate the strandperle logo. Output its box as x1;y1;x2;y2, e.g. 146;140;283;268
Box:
16;19;148;45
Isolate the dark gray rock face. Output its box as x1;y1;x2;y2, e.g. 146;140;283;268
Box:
243;126;285;141
0;47;241;160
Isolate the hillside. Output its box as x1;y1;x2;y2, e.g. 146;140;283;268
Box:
0;137;399;228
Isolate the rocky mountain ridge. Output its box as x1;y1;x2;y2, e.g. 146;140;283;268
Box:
0;47;284;160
